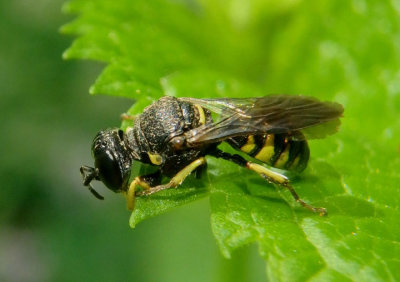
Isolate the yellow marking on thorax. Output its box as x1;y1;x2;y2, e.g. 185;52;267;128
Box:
274;143;291;169
241;135;256;154
148;153;163;165
194;104;206;125
255;134;275;162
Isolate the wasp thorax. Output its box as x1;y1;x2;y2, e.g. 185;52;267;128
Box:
91;128;133;192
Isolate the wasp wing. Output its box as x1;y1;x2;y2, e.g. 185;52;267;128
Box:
179;95;343;145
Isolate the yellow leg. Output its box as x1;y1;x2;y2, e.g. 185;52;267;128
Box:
247;162;288;184
120;113;137;121
137;157;206;196
247;162;327;216
211;149;327;215
126;177;151;211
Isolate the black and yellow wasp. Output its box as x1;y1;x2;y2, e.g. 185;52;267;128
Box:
80;95;343;215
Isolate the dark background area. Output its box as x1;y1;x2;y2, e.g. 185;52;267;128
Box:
0;1;265;281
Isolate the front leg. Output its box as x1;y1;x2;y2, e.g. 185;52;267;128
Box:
126;171;161;211
137;157;206;196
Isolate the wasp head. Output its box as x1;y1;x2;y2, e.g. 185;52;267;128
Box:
80;128;134;199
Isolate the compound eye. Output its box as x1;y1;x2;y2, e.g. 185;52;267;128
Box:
94;150;123;191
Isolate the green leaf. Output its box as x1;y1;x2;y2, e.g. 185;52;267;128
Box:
129;177;209;228
63;0;400;280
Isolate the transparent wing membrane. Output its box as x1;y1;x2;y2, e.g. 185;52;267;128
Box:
180;95;343;145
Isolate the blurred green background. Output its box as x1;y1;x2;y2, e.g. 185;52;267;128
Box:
0;1;265;281
2;0;400;281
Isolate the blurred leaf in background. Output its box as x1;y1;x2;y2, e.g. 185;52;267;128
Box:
2;0;260;282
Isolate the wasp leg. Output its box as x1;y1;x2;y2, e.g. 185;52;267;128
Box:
137;157;206;196
125;171;161;211
211;150;327;216
120;113;138;121
195;162;207;179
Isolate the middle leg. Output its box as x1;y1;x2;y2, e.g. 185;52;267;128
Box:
137;157;207;196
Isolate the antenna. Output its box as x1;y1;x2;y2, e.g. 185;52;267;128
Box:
80;166;104;200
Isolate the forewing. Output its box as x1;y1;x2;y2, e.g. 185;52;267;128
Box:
180;95;344;145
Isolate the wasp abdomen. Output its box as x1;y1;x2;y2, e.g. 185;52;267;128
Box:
227;133;309;172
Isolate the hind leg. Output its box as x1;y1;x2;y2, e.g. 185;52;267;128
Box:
211;149;327;216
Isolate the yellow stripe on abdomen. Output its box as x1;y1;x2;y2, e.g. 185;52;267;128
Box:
289;154;300;169
240;135;256;154
274;143;291;169
254;134;275;163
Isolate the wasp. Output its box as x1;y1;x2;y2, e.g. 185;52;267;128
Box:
80;95;343;215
